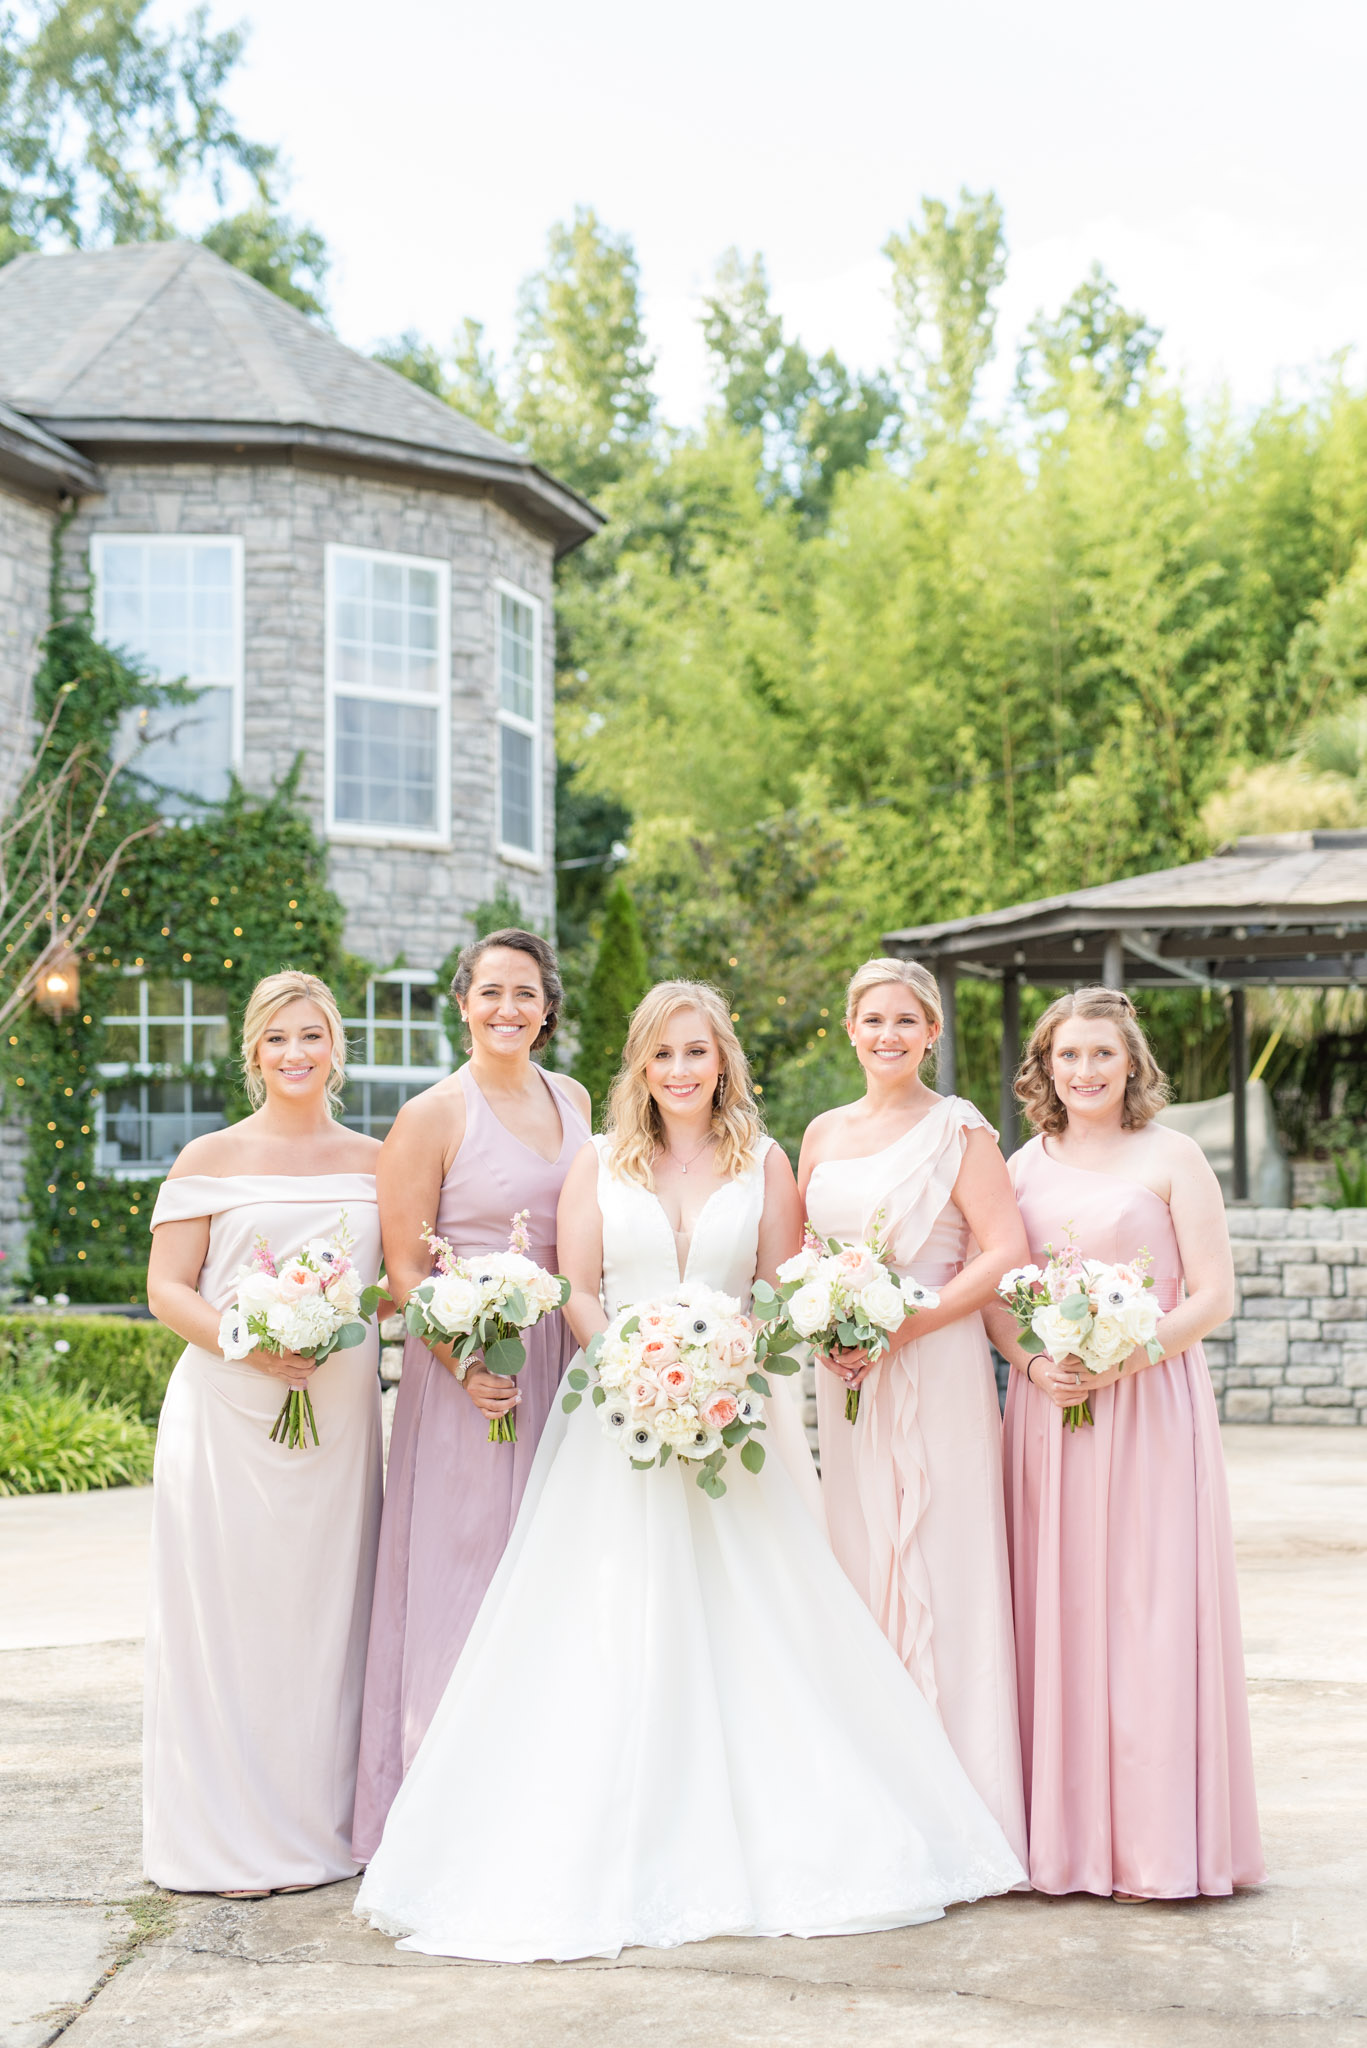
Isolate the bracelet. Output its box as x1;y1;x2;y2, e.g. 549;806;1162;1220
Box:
1025;1355;1037;1385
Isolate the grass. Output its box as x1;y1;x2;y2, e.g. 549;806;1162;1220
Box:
0;1326;155;1494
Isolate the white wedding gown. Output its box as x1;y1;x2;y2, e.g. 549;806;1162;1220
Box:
355;1139;1024;1960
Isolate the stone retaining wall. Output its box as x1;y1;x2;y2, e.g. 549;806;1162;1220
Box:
1207;1209;1367;1424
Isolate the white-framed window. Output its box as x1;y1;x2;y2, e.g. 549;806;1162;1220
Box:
496;580;543;864
91;534;244;810
94;977;231;1174
340;971;454;1140
326;545;450;844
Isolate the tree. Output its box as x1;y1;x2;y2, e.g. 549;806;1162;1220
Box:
0;1;329;316
513;206;656;498
200;206;328;318
1015;264;1160;414
574;880;649;1124
373;318;507;435
884;188;1006;434
702;248;898;522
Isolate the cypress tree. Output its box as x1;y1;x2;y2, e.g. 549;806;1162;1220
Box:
574;881;649;1126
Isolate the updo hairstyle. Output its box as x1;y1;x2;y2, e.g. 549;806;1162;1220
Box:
1015;986;1170;1136
449;928;563;1052
241;970;348;1112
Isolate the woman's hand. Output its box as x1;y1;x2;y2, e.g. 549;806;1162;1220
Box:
460;1361;520;1421
819;1343;874;1388
1024;1350;1092;1410
245;1346;316;1389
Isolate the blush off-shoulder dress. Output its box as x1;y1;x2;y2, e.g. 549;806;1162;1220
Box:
144;1174;383;1892
1003;1137;1264;1898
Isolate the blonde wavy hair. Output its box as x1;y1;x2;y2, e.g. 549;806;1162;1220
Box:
1015;986;1170;1136
604;980;764;1188
241;971;349;1113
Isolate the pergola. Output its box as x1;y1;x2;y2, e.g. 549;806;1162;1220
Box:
883;830;1367;1195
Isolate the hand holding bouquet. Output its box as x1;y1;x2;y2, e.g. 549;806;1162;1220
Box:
405;1210;570;1443
219;1215;384;1448
998;1235;1164;1429
770;1224;939;1422
564;1280;803;1500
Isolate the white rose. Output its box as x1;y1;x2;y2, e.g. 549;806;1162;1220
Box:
426;1274;481;1335
858;1274;906;1332
787;1280;834;1340
219;1306;254;1360
777;1247;821;1285
1030;1302;1087;1363
238;1269;279;1315
325;1270;362;1315
1082;1316;1132;1371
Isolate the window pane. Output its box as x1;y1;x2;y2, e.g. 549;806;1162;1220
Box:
408;985;438;1022
334;697;438;830
147;1023;184;1065
118;684;235;809
97;1080;226;1170
409;1025;445;1066
500;592;536;722
372;1025;403;1064
500;723;536;852
339;1078;420;1142
373;982;404;1019
330;551;443;694
192;1020;229;1061
102;1022;140;1062
147;979;184;1016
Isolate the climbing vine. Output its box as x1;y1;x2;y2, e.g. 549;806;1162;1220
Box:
2;609;350;1301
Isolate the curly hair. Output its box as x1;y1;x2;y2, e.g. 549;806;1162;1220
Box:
1015;986;1170;1136
604;980;764;1188
241;971;348;1114
449;928;563;1052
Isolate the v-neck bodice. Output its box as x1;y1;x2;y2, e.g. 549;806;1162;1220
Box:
593;1134;772;1309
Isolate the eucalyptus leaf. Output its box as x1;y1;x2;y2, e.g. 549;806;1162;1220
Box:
483;1335;526;1377
740;1438;765;1474
561;1390;582;1412
332;1322;366;1350
503;1287;528;1325
592;1384;606;1406
359;1285;385;1317
721;1419;749;1447
747;1372;772;1396
567;1367;589;1390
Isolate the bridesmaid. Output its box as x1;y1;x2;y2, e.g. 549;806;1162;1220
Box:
984;986;1264;1900
800;957;1029;1864
352;928;590;1860
144;971;383;1895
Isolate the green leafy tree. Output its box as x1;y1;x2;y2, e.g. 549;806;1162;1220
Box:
513;206;655;498
884;187;1006;434
1015;264;1160;413
373;318;507;435
573;880;649;1124
372;328;448;398
701;247;898;522
200;205;329;318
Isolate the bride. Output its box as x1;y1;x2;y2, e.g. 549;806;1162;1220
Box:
356;981;1024;1961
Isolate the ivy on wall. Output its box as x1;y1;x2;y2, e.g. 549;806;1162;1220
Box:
2;609;350;1301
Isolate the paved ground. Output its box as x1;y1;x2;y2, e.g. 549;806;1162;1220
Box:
1;1425;1364;2047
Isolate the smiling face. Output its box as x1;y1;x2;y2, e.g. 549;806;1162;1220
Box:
461;945;547;1061
1048;1015;1131;1125
644;1005;723;1125
255;999;335;1106
848;982;938;1083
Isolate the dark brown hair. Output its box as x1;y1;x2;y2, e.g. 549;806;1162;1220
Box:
1015;986;1170;1136
449;928;563;1051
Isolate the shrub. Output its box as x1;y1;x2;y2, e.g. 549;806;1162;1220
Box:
0;1312;182;1422
0;1381;154;1495
26;1261;148;1307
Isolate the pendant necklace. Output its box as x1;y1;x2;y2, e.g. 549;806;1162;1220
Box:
668;1135;714;1175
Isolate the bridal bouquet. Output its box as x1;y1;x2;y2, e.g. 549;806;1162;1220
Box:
563;1280;802;1500
219;1215;384;1449
772;1225;939;1423
998;1236;1164;1430
404;1210;569;1444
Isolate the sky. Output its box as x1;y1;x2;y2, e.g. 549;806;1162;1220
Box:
203;0;1365;425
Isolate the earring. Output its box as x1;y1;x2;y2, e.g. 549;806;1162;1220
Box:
714;1074;726;1105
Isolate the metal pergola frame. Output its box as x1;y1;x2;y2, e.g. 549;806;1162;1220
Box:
883;830;1367;1197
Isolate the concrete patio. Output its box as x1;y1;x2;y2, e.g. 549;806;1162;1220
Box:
1;1425;1364;2047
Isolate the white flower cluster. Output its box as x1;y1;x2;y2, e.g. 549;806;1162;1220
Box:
418;1250;566;1346
219;1230;366;1364
999;1246;1163;1387
775;1238;937;1353
588;1283;762;1471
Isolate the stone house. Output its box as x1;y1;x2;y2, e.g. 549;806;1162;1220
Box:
0;242;599;1245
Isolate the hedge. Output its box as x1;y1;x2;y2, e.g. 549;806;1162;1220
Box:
0;1312;182;1422
27;1261;148;1307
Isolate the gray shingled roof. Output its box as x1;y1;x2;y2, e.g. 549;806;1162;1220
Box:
884;831;1367;988
0;242;602;553
0;397;98;497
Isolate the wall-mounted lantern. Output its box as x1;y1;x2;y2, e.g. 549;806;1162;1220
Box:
36;943;80;1020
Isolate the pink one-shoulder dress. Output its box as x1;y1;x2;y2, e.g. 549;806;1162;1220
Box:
807;1095;1028;1867
1003;1137;1264;1898
351;1064;588;1862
